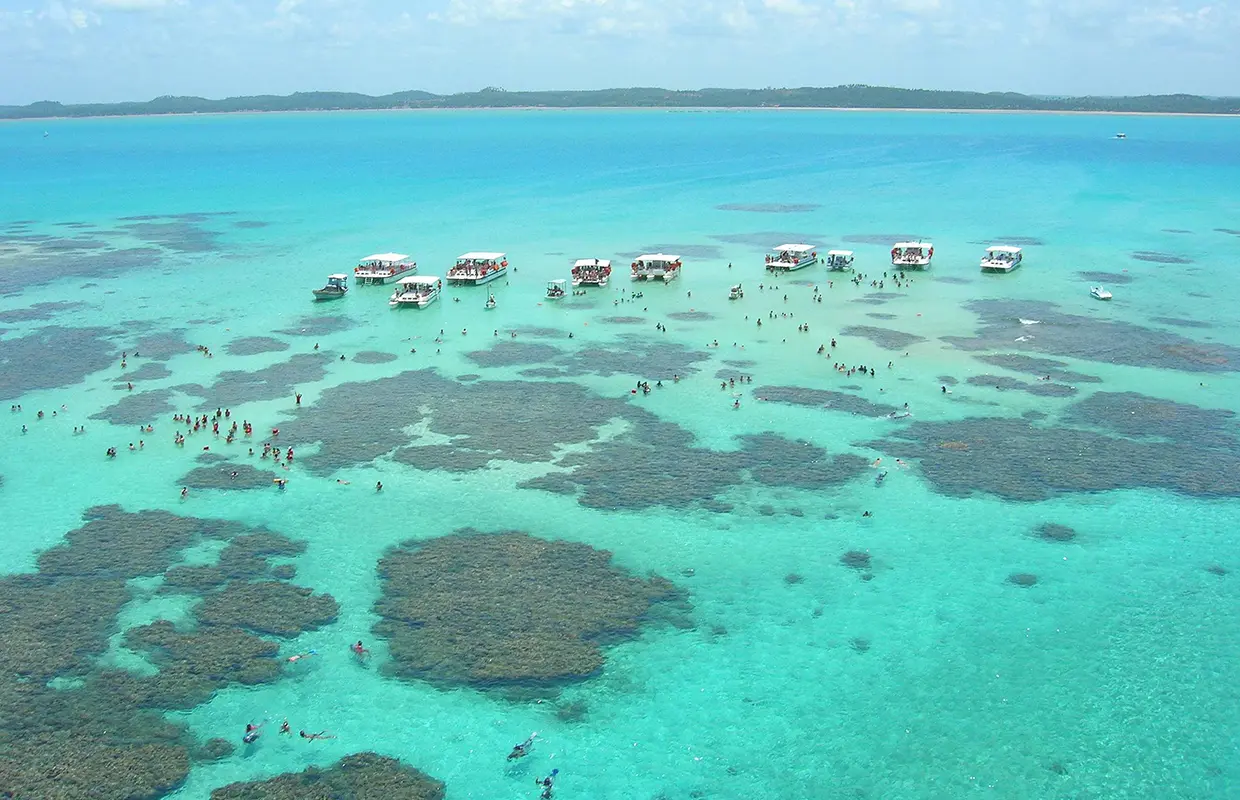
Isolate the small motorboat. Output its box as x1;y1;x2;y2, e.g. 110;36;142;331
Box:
1115;133;1127;139
312;273;348;301
1090;286;1112;301
729;284;743;300
485;294;497;309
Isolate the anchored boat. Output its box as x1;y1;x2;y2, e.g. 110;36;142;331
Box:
981;245;1023;273
630;254;682;282
826;250;854;271
891;242;933;269
447;252;508;286
571;258;611;287
355;253;417;285
764;244;818;272
389;276;441;308
312;273;348;301
546;279;566;299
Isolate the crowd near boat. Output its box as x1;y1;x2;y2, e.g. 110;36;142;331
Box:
318;241;1138;304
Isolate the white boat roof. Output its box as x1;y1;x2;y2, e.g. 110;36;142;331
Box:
397;275;439;285
894;242;932;249
457;252;505;260
574;258;611;268
636;253;680;261
327;273;348;280
986;245;1022;254
827;249;854;257
774;243;815;253
361;253;409;262
549;279;566;285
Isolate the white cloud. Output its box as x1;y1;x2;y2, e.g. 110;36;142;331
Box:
763;0;815;16
93;0;174;9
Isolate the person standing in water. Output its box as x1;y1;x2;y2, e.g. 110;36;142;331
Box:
351;641;370;662
535;769;559;799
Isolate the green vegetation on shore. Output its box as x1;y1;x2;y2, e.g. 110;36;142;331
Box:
4;86;1239;119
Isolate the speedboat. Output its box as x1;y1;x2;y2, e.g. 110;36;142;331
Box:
546;279;566;299
312;273;348;300
729;284;743;300
764;244;818;272
1090;286;1112;301
891;242;933;269
981;245;1022;273
485;294;497;309
1115;133;1127;139
389;276;441;307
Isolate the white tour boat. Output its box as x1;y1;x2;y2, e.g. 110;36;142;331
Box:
389;276;441;308
981;245;1023;273
729;284;744;300
546;279;566;299
826;250;854;271
630;253;682;282
1090;286;1112;301
355;253;417;285
311;273;348;301
447;252;508;285
765;244;819;272
571;258;612;287
485;294;497;309
891;242;934;269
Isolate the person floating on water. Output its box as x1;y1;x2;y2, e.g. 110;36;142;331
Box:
286;649;317;663
300;730;336;741
242;722;264;744
536;769;559;799
507;732;538;761
351;640;370;662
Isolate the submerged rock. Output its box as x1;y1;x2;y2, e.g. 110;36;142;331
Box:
210;752;445;800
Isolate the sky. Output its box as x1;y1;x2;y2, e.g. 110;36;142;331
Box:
1;0;1238;104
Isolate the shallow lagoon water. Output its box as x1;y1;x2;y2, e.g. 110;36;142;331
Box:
1;110;1239;799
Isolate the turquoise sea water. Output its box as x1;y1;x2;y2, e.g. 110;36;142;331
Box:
2;110;1240;799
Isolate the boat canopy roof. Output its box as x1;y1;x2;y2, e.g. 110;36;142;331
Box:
457;252;505;260
397;275;439;285
360;253;409;262
894;242;932;249
635;253;681;262
827;249;854;257
574;258;611;268
774;243;815;253
548;279;566;285
986;245;1022;254
327;273;348;280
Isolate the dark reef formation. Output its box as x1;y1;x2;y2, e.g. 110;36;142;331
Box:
0;506;334;799
374;530;688;690
209;752;446;800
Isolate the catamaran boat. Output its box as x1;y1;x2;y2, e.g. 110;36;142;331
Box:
891;242;934;268
981;245;1023;273
447;252;508;285
312;273;348;301
546;279;566;299
764;244;819;272
485;294;497;309
1090;286;1112;301
571;258;612;287
389;276;441;308
826;250;855;271
355;253;417;285
729;284;744;300
631;254;682;282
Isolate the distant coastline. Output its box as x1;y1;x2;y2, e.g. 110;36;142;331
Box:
4;85;1240;120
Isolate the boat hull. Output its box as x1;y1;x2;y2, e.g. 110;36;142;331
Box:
312;290;347;301
981;263;1019;273
765;256;818;272
447;267;507;286
892;258;932;269
355;267;415;285
631;269;679;282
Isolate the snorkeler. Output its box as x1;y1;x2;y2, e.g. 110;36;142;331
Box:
242;722;264;744
286;649;317;663
507;732;538;761
535;769;559;799
300;730;336;741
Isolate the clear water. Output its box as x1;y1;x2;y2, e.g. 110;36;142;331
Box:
2;110;1239;799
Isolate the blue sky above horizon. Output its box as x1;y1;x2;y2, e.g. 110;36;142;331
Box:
1;0;1238;104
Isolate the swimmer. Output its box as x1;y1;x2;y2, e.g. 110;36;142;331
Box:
279;720;291;735
242;722;264;744
300;730;336;741
180;487;188;499
351;640;370;662
895;459;909;469
535;769;559;799
375;481;383;492
286;649;317;663
507;731;538;760
871;458;882;468
336;479;351;485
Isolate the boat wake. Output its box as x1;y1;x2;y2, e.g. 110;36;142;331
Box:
1019;318;1041;325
